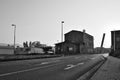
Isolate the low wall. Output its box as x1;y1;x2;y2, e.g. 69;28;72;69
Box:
0;48;14;54
0;54;61;61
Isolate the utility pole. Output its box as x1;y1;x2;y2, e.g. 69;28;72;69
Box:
61;21;64;42
12;24;16;54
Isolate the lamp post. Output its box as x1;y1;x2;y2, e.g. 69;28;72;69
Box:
12;24;16;54
61;21;64;42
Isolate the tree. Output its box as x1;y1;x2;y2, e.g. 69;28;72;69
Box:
29;41;32;47
32;41;41;48
23;42;26;47
23;41;29;47
26;41;28;47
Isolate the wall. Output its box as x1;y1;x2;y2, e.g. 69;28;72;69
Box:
56;30;94;54
83;33;94;53
65;31;83;43
63;43;78;54
111;31;120;50
0;48;14;54
55;42;79;55
111;30;120;56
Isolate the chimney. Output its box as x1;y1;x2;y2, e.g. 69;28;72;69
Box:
83;29;86;33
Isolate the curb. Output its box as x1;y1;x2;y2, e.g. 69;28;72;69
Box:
77;56;107;80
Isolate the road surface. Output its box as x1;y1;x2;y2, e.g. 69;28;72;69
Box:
0;54;104;80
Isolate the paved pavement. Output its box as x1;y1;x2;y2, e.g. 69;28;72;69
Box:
0;54;103;80
90;56;120;80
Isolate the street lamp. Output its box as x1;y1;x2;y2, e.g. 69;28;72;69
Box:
12;24;16;54
61;21;64;42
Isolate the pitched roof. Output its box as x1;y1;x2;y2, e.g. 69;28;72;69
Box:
65;30;82;35
65;30;93;38
111;30;120;32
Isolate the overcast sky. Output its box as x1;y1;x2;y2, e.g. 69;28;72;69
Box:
1;0;120;47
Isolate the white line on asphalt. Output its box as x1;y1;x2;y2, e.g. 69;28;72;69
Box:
64;62;84;70
0;62;61;77
64;64;75;70
77;62;84;65
41;62;49;64
41;60;60;65
67;64;73;66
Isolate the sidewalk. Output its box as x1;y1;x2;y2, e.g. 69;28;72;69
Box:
90;56;120;80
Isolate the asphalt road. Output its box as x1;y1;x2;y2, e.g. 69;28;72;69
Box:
0;54;104;80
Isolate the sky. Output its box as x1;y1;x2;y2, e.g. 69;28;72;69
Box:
0;0;120;48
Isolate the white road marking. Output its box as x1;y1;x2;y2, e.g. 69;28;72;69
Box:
0;62;61;77
77;62;84;65
64;64;75;70
41;60;60;65
41;62;49;64
64;62;84;70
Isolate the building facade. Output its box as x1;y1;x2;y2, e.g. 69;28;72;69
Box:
110;30;120;57
55;30;94;55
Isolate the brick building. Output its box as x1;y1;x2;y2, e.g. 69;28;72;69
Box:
110;30;120;57
55;30;94;55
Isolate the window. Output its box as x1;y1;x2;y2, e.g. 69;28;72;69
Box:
69;47;73;51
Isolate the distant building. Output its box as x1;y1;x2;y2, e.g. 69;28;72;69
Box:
0;46;14;55
55;30;94;55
